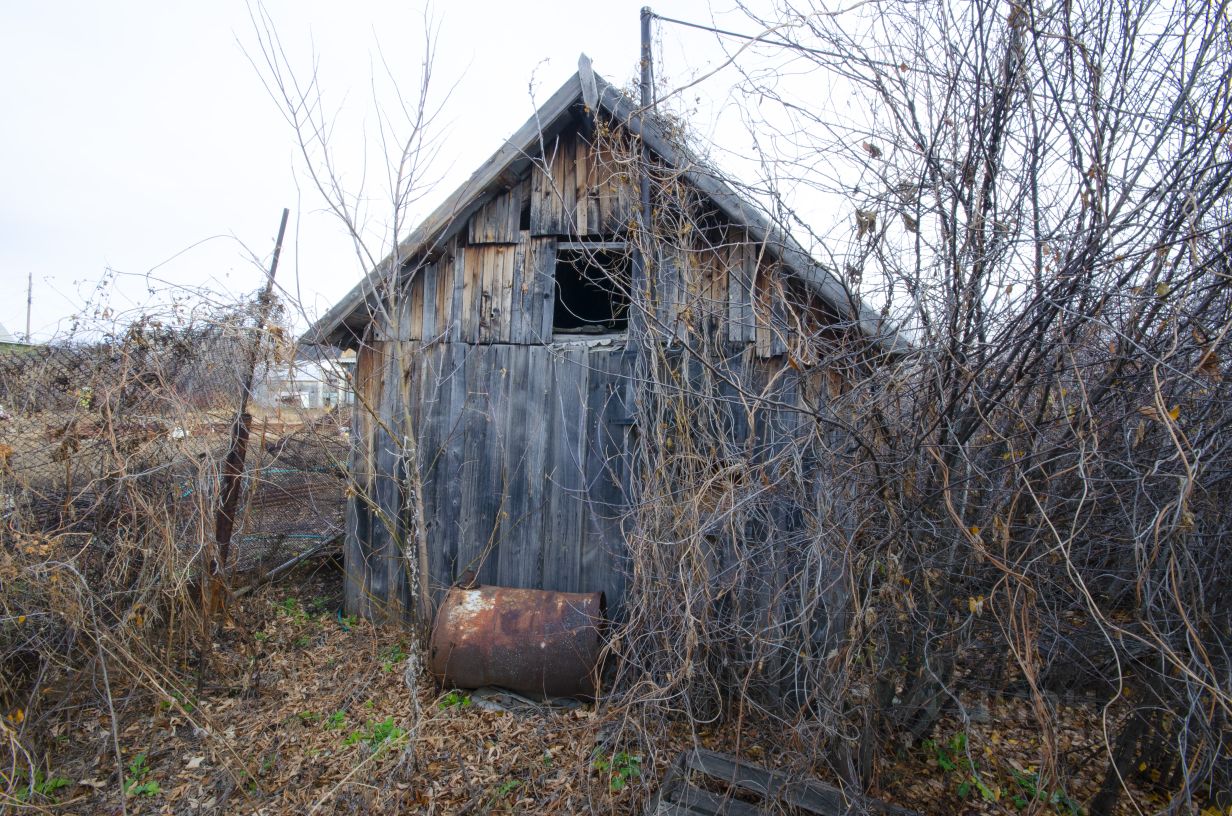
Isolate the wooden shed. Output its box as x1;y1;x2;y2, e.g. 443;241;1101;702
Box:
309;59;900;623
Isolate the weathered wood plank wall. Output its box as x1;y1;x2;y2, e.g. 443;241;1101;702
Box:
349;340;638;615
346;124;827;621
371;131;800;356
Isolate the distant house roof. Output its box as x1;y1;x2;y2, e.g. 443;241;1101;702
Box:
307;57;906;355
0;322;15;344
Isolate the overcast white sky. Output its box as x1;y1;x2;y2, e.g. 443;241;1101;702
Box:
0;0;776;341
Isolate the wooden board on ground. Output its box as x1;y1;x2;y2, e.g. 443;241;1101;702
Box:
645;749;918;816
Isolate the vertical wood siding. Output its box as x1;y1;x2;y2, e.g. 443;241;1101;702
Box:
347;341;637;615
346;125;825;621
347;336;819;620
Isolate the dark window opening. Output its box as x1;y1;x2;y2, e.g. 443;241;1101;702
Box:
519;195;531;231
553;250;629;334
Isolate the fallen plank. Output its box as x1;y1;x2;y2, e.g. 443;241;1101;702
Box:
646;748;918;816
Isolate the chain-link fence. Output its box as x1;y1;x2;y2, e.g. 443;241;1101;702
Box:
0;305;348;770
0;316;347;576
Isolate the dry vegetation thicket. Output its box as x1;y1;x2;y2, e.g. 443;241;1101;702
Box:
4;0;1228;812
599;1;1232;814
0;296;351;809
249;0;1228;809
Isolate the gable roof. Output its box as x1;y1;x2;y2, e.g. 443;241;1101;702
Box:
306;57;907;355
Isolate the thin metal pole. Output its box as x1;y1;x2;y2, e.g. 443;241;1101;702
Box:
622;7;656;535
629;7;655;345
638;6;654;257
640;7;654;110
214;207;290;580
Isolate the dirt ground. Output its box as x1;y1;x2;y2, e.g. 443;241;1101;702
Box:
23;561;644;815
17;560;1211;816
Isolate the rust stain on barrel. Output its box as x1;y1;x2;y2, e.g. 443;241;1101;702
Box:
429;584;606;699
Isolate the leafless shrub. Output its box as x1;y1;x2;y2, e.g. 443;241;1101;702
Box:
238;0;1229;810
0;288;350;808
599;0;1231;811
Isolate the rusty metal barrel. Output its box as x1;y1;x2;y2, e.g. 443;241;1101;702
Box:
428;584;606;699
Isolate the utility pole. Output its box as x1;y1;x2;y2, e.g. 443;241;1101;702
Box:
25;271;32;342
